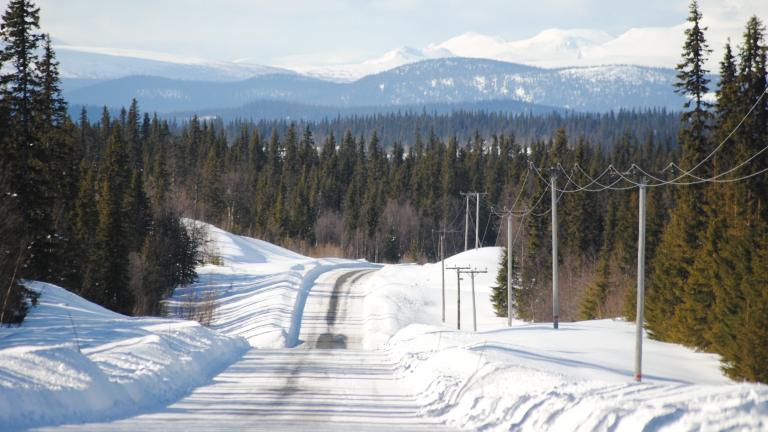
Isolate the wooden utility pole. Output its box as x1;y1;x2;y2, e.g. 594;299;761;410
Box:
447;266;470;330
635;177;647;382
475;192;480;249
437;228;460;324
461;192;487;251
465;268;488;331
551;173;559;330
464;194;470;251
441;233;445;323
507;214;513;327
492;207;521;327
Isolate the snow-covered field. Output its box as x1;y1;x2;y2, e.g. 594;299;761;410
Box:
2;223;767;431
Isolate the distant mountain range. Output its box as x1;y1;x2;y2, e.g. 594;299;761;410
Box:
63;57;691;118
55;44;293;82
53;32;710;119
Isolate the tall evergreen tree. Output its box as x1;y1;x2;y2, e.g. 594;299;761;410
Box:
85;126;133;313
648;0;712;344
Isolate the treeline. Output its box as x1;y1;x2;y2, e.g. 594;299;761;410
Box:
219;108;679;155
0;0;199;322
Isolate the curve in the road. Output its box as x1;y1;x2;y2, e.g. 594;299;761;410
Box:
36;268;456;432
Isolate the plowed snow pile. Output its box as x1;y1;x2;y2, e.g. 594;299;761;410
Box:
165;222;379;347
0;281;248;430
361;247;768;430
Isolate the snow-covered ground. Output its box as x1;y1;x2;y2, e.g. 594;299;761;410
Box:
361;247;768;430
2;223;767;431
0;281;248;430
165;223;380;347
362;247;506;349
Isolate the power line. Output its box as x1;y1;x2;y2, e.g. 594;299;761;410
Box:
662;88;768;184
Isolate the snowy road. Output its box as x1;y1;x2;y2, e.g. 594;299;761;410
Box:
38;269;455;431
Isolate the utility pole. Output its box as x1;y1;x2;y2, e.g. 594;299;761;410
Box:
461;192;487;251
437;229;460;324
440;233;445;323
475;192;480;249
465;268;488;331
447;266;470;330
492;207;519;328
635;177;647;382
507;214;513;327
551;172;559;330
464;194;470;251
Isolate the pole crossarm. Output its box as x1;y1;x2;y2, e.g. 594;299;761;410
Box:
447;266;471;330
463;267;488;332
435;228;461;324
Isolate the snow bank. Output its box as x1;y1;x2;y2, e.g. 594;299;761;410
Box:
361;246;768;429
168;222;380;347
0;282;249;430
361;247;506;349
388;323;768;431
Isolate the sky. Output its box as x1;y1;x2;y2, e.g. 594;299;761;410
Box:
5;0;767;66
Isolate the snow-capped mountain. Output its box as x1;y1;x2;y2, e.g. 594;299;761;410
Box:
274;46;453;83
64;57;690;116
349;58;683;111
52;27;689;85
282;27;685;81
432;29;615;68
55;44;293;82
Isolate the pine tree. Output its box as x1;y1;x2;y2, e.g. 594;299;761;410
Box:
124;168;151;252
201;146;223;222
36;34;66;126
707;16;768;382
149;141;169;212
85;126;133;313
580;256;610;320
491;246;520;317
0;0;54;283
647;0;712;345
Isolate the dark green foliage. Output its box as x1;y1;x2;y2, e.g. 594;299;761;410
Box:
124;168;151;252
645;10;768;382
132;215;201;316
647;0;711;346
84;127;133;313
491;246;520;318
0;0;72;321
580;257;610;320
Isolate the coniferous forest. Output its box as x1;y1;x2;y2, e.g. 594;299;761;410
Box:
0;0;766;382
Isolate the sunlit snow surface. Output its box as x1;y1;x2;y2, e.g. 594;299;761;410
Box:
362;247;768;430
0;280;248;430
2;223;766;431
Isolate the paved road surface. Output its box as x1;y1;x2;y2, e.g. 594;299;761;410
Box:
38;269;455;431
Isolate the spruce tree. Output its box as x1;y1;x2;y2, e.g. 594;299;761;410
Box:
707;16;768;382
647;0;712;344
85;126;133;313
491;246;520;317
124;168;151;252
580;256;610;320
0;0;52;282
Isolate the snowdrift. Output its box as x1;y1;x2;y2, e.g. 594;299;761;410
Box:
359;246;768;430
168;221;380;348
0;281;249;430
390;323;767;431
361;247;506;349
